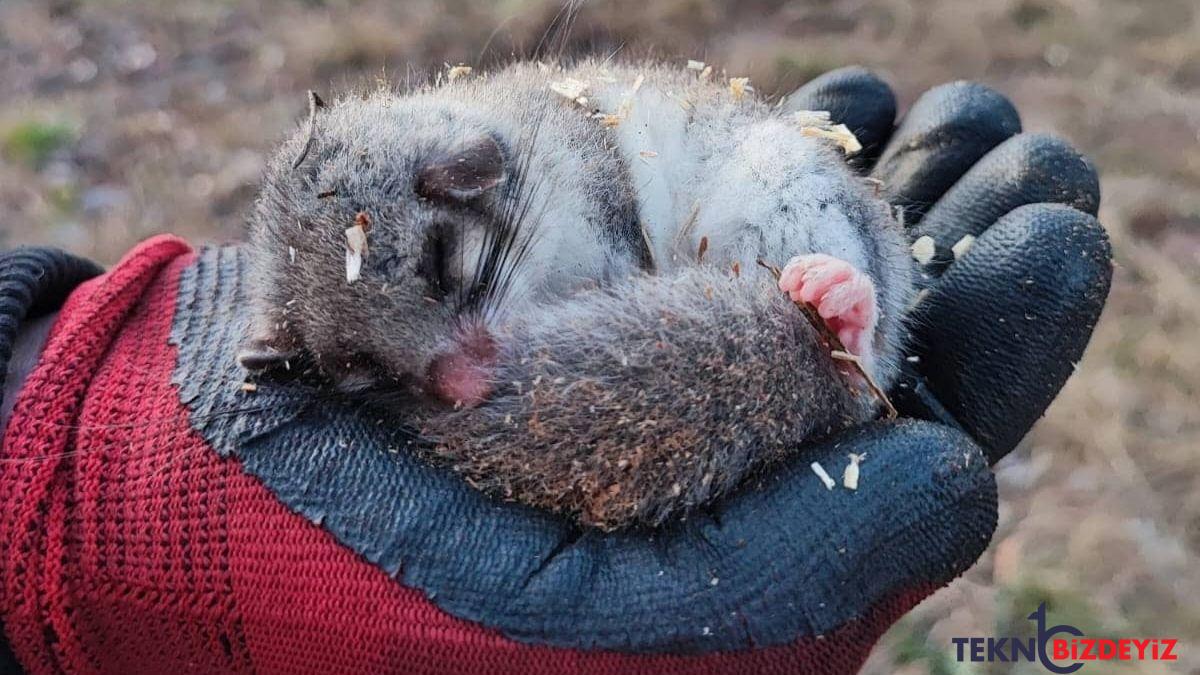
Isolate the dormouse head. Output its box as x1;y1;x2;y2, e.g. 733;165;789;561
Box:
240;92;535;407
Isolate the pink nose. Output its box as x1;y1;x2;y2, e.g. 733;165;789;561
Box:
426;327;496;408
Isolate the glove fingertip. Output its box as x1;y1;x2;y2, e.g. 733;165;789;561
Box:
688;419;996;646
914;133;1101;265
873;81;1022;224
915;203;1112;462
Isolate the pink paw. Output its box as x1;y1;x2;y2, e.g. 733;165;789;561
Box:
778;253;878;370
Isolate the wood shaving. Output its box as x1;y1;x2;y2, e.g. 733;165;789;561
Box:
952;234;976;260
596;74;645;128
728;77;753;101
810;461;836;490
791;110;832;127
639;220;657;273
671;204;702;262
788;111;862;155
843;453;866;490
686;59;706;71
907;287;931;312
240;382;258;393
550;78;589;106
699;65;713;81
447;64;473;82
799;124;862;156
830;350;898;419
911;235;935;265
345;223;368;283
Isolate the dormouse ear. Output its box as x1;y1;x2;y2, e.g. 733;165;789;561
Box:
417;135;506;201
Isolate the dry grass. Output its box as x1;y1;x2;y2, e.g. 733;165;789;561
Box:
2;0;1198;671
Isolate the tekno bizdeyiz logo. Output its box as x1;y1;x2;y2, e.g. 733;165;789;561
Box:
952;603;1178;672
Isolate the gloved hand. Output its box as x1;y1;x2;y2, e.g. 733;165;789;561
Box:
0;68;1110;675
785;67;1109;461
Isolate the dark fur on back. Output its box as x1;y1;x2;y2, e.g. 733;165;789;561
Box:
417;266;872;529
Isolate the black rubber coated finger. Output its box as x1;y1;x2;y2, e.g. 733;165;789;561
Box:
911;203;1111;463
872;81;1021;225
912;133;1100;276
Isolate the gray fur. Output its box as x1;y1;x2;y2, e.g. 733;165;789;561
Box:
245;58;915;529
246;62;647;387
416;268;868;529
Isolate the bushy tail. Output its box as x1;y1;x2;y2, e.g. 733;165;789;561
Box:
418;266;875;529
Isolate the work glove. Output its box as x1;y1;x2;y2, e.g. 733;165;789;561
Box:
786;66;1109;461
0;68;1110;675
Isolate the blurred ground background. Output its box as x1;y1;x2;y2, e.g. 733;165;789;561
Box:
2;0;1198;671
